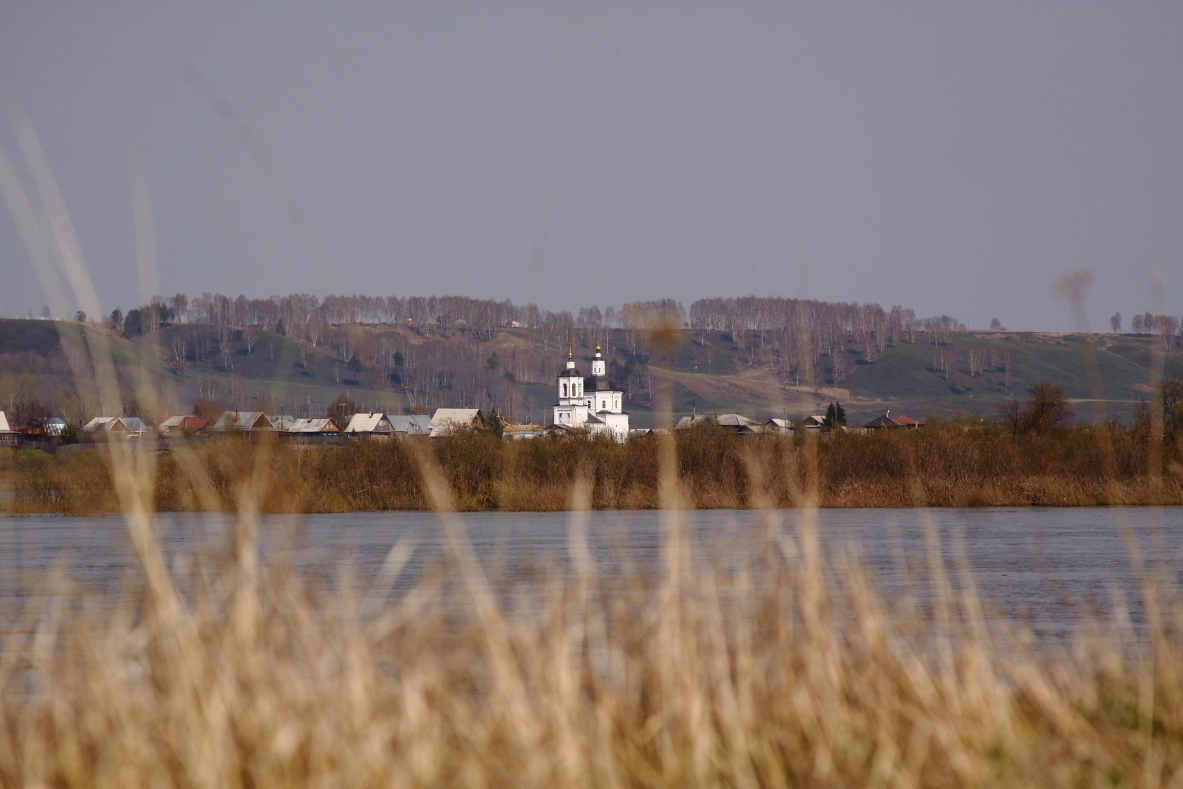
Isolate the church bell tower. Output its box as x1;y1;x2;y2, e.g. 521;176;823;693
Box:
591;344;606;376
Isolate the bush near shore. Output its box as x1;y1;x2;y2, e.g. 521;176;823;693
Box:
3;423;1180;514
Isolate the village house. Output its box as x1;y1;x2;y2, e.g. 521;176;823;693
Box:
863;412;903;430
863;411;925;430
284;418;343;440
0;412;18;447
502;423;543;440
552;344;629;441
714;413;764;434
343;412;397;438
674;413;764;434
158;415;211;438
765;418;793;434
81;416;151;441
211;411;274;434
18;417;50;441
798;414;826;432
673;414;713;430
385;414;430;436
429;408;485;437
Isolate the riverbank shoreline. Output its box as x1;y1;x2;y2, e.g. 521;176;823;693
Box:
4;427;1180;515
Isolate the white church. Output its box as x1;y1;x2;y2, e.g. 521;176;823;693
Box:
553;344;629;441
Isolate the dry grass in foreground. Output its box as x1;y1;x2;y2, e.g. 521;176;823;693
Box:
1;459;1183;787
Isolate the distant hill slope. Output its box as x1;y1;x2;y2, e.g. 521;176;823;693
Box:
1;318;1179;426
650;330;1181;423
0;319;61;356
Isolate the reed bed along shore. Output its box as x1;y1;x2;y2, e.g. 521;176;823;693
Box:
2;447;1183;787
3;426;1181;514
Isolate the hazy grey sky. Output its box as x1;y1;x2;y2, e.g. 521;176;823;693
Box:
1;2;1180;330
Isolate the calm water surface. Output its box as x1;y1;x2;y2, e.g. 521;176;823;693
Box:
0;507;1180;636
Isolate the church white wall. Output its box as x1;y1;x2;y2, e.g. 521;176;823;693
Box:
601;412;629;441
589;390;624;414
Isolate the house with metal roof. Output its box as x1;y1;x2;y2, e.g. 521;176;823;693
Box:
386;414;431;436
82;416;118;433
342;412;396;437
674;413;764;434
81;416;151;440
211;411;274;433
863;412;903;430
428;408;485;437
764;418;794;434
864;410;927;430
717;413;764;434
285;418;342;439
798;414;826;432
158;415;212;438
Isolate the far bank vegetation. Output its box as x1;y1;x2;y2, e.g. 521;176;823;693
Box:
6;391;1181;514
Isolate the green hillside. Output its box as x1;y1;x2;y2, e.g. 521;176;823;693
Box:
0;318;1179;426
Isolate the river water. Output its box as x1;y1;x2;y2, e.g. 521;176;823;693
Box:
0;507;1179;637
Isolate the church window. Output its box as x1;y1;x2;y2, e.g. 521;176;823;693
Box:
563;383;568;397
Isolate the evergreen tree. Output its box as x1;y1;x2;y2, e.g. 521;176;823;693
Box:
123;308;143;337
486;408;506;438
